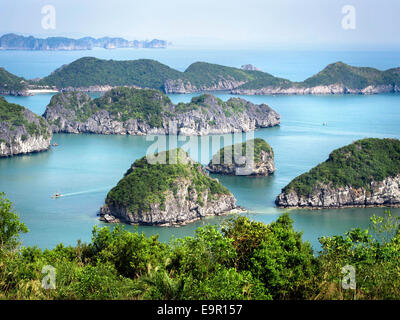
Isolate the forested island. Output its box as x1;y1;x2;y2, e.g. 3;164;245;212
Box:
100;148;238;226
276;138;400;208
0;33;168;50
36;58;400;95
43;87;280;135
0;97;52;157
1;58;399;96
206;138;276;176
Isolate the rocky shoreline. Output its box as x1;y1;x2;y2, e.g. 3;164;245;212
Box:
206;138;276;176
276;175;400;209
2;59;400;97
59;84;141;93
100;206;247;227
43;89;280;136
163;79;246;94
231;84;400;95
0;97;52;157
275;139;400;209
0;89;31;96
100;149;240;226
28;82;400;96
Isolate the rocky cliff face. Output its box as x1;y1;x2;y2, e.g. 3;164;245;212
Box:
275;138;400;209
59;84;141;93
43;90;280;136
163;79;246;94
207;149;276;176
0;98;52;157
0;33;168;50
0;89;30;96
206;138;276;176
231;84;400;95
99;149;238;226
276;175;400;208
100;181;237;226
241;64;262;72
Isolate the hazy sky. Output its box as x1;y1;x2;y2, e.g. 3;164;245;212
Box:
0;0;399;49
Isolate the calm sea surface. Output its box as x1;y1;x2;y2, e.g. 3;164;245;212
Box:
1;49;400;251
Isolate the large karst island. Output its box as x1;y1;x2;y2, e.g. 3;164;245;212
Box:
43;87;280;135
0;33;168;50
100;148;238;226
0;97;52;157
206;138;276;176
276;138;400;208
1;58;400;96
34;58;400;95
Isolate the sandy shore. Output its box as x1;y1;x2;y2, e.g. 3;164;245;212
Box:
27;89;59;94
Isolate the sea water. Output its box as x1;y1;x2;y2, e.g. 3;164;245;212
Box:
1;49;400;251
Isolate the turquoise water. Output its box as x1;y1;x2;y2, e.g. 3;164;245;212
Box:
1;91;400;251
1;49;400;251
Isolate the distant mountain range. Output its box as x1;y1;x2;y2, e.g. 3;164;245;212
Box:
1;57;399;96
0;33;168;50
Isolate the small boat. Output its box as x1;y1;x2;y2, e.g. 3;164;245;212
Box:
51;192;62;198
52;142;59;147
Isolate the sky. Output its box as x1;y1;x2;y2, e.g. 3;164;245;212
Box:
0;0;399;49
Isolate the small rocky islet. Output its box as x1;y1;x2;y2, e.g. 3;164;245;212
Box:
43;87;280;135
206;138;276;176
100;148;239;226
0;96;52;157
276;138;400;209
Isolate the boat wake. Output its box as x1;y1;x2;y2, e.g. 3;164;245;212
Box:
52;186;112;198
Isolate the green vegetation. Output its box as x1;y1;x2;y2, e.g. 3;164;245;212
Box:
0;192;28;251
317;210;400;299
1;193;400;300
39;57;183;90
49;89;257;128
183;62;287;88
0;67;27;93
39;58;294;91
4;59;400;93
50;87;172;127
93;87;171;127
0;97;50;138
300;62;400;89
283;138;400;196
234;75;293;90
237;62;400;91
213;138;273;165
106;149;231;212
174;94;249;117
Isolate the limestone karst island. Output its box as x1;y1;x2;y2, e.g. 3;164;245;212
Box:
1;0;400;304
